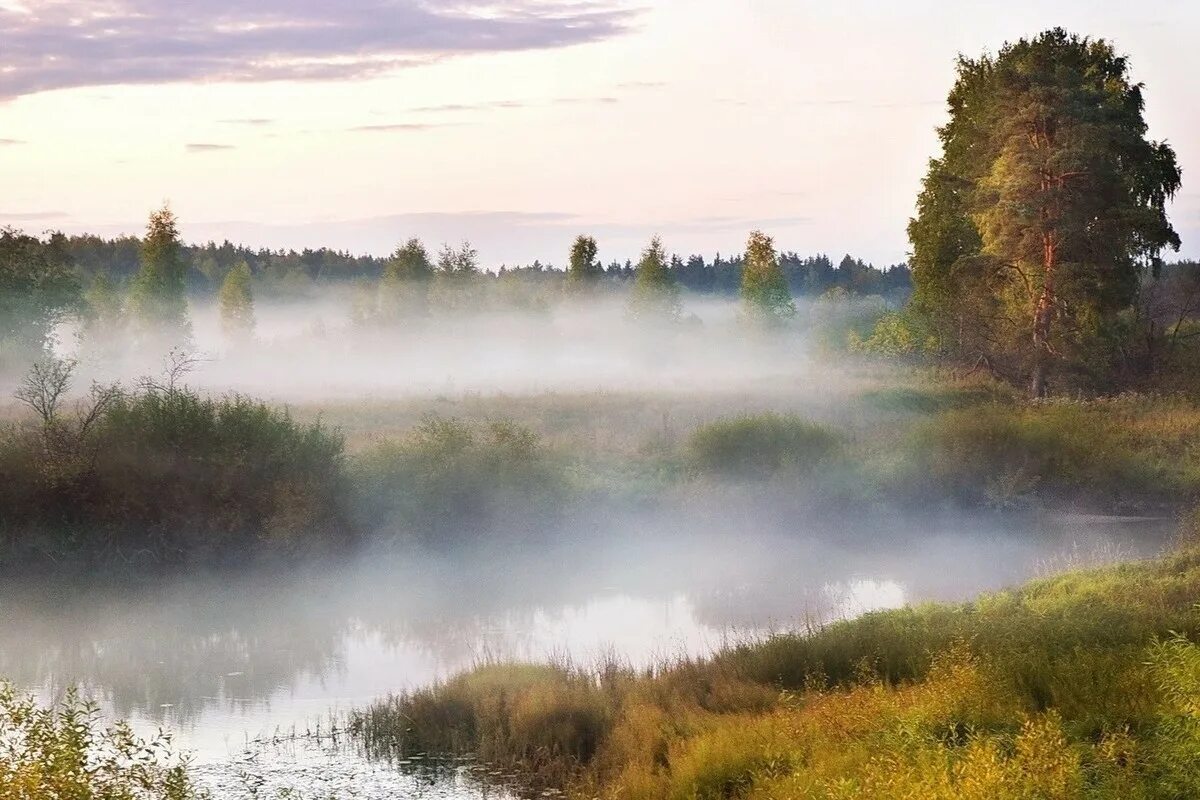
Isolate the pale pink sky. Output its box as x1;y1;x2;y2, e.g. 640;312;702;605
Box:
1;0;1197;266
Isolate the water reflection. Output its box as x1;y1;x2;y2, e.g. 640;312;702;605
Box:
0;510;1171;779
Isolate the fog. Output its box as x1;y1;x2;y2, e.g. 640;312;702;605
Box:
52;291;886;402
5;289;1174;798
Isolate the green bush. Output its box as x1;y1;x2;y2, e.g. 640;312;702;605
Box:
0;682;204;799
0;362;350;568
902;398;1200;510
353;417;567;545
687;413;840;479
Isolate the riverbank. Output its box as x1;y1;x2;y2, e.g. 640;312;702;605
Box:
349;517;1200;799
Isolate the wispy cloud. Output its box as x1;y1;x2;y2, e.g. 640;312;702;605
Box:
220;118;275;126
0;138;25;145
0;1;641;99
408;100;529;113
349;122;461;132
186;143;236;152
0;210;69;221
551;96;619;106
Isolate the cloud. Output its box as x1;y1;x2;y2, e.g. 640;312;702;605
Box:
0;138;25;145
220;118;275;126
0;1;640;99
186;143;236;152
551;96;618;105
0;210;68;221
408;100;529;113
349;122;460;132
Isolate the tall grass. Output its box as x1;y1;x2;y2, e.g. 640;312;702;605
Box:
349;535;1200;799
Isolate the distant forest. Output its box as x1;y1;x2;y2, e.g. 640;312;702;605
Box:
50;232;915;300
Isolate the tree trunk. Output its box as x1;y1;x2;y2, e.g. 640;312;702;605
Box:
1030;233;1057;399
1030;301;1051;399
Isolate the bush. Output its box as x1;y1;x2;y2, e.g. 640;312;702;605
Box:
0;359;350;568
687;413;840;479
353;417;567;545
902;398;1200;510
0;682;204;799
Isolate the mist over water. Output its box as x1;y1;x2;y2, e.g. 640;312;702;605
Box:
8;291;1176;797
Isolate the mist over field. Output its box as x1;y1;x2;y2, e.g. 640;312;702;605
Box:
46;292;880;402
4;4;1200;798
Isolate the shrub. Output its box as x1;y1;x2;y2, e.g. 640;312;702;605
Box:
0;682;204;799
903;398;1200;510
687;413;839;479
353;417;567;545
0;359;350;568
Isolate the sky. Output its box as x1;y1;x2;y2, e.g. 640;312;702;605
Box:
0;0;1197;268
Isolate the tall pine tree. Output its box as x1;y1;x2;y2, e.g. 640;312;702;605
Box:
909;29;1181;396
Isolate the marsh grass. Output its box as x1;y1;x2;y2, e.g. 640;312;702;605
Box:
349;539;1200;799
0;379;350;568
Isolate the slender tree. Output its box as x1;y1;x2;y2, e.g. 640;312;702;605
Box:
129;205;191;345
740;230;795;325
431;241;480;312
436;241;480;278
628;236;682;320
566;235;602;288
380;238;433;319
218;261;255;342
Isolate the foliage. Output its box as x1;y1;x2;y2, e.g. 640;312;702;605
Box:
0;682;204;799
627;236;682;321
379;238;433;319
129;206;191;346
79;273;126;362
0;228;81;371
687;413;840;479
217;261;255;342
0;358;349;569
353;417;567;546
901;397;1200;510
740;230;796;325
566;235;603;288
909;28;1181;396
850;308;940;357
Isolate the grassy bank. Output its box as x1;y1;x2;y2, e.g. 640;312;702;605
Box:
9;360;1200;568
349;524;1200;799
